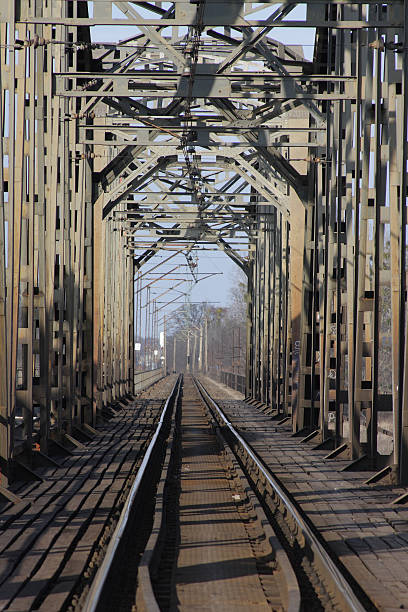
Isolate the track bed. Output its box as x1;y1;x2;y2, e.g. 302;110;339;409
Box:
172;377;275;611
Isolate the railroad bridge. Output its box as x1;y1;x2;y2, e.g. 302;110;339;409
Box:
1;2;408;610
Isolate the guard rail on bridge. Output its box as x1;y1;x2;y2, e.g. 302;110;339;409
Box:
134;368;165;394
207;369;245;395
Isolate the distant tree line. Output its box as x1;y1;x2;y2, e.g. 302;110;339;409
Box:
166;270;247;375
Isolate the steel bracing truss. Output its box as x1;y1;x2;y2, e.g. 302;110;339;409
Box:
1;1;408;484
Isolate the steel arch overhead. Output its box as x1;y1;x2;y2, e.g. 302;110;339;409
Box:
1;0;408;488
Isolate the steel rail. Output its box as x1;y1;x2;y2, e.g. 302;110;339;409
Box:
82;376;180;612
136;375;183;612
193;377;367;612
136;373;300;611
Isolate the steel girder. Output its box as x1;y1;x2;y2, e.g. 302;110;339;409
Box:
0;0;135;482
1;0;408;486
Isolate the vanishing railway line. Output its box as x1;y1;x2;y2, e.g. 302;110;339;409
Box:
71;374;372;612
0;373;404;610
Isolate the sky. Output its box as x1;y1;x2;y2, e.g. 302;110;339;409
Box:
137;250;244;310
89;4;315;314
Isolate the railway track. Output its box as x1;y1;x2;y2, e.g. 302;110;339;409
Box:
193;377;375;612
0;384;180;612
76;374;371;612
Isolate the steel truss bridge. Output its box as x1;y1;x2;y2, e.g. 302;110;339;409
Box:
1;0;408;486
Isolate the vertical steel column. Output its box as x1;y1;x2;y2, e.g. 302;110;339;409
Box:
0;21;10;483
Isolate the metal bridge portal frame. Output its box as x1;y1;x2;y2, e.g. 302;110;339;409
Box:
1;1;408;485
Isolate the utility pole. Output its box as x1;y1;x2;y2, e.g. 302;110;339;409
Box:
144;287;149;369
186;330;191;372
192;331;197;372
173;335;177;373
204;317;208;373
163;314;167;374
232;327;236;390
199;325;203;372
154;300;158;368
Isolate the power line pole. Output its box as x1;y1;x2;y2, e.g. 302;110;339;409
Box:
199;324;203;372
192;331;197;372
204;317;208;374
163;314;167;374
186;330;191;372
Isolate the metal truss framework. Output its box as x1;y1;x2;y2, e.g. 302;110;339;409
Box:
1;0;408;484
